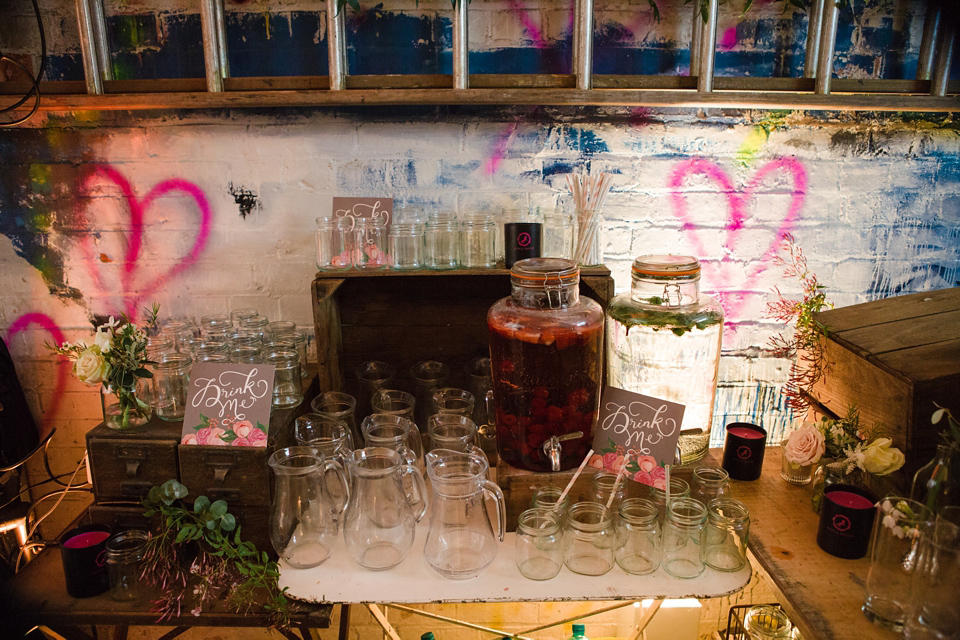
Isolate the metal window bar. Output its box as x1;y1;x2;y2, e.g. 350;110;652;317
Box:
804;0;825;79
453;0;469;89
815;0;840;94
917;0;942;81
697;0;719;93
690;3;703;77
575;0;594;90
931;14;956;98
75;0;110;94
327;0;347;90
200;0;227;92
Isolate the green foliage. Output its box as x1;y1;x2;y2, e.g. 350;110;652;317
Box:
141;480;290;628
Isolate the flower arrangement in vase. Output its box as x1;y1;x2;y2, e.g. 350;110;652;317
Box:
49;305;160;430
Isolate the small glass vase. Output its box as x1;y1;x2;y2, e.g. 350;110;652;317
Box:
811;459;863;513
101;381;152;430
911;443;960;514
780;454;814;485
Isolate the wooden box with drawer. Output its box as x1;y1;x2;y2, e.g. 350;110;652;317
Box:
811;287;960;481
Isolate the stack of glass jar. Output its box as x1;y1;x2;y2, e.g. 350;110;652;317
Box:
516;467;749;580
316;205;577;271
150;309;311;413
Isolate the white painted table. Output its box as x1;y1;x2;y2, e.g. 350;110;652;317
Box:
280;524;751;639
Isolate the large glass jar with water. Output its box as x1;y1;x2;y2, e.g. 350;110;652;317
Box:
488;258;603;472
606;255;723;464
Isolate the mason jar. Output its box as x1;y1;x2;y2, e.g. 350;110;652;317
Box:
389;220;425;269
354;217;389;269
531;485;570;523
691;467;732;505
615;498;661;575
515;507;564;580
459;212;498;268
153;352;192;421
661;497;707;579
425;211;459;269
701;498;750;572
316;216;352;270
562;502;615;576
263;349;302;408
592;471;628;512
105;530;149;601
647;478;691;524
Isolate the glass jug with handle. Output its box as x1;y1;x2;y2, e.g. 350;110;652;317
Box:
343;447;429;571
423;448;506;579
268;446;349;569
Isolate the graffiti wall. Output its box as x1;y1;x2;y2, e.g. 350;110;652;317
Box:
1;1;958;485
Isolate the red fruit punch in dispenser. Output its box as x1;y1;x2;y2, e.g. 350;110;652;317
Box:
488;258;604;472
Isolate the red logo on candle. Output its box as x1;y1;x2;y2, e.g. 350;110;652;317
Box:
737;445;752;460
832;514;852;532
517;232;532;247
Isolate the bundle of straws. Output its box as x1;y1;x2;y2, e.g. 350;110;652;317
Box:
566;169;613;264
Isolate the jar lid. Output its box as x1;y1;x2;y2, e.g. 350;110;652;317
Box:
511;258;579;288
632;255;701;278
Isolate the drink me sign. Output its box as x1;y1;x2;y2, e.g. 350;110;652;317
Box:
181;363;275;447
589;386;685;489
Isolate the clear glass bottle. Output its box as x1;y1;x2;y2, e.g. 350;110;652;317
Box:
661;497;707;579
515;507;564;580
459;212;498;268
105;530;149;601
701;498;750;572
425;211;459;269
488;258;603;472
606;255;723;463
692;467;731;504
563;502;615;576
615;498;661;575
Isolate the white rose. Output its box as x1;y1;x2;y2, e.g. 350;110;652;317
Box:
783;422;826;466
73;346;109;386
93;326;113;353
861;438;905;476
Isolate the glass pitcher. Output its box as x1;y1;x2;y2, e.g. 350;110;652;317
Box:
268;446;349;569
343;447;429;571
423;448;506;579
487;258;604;472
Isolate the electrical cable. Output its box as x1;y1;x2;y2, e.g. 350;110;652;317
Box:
15;456;87;573
1;0;46;127
42;433;76;488
0;468;88;512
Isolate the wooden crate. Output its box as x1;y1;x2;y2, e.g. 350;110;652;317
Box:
311;267;615;395
812;287;960;480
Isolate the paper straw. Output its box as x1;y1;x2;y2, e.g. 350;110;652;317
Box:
665;464;671;506
555;448;594;509
605;452;633;511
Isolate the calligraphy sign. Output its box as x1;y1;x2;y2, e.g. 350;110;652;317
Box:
331;197;393;231
588;386;686;489
181;363;275;447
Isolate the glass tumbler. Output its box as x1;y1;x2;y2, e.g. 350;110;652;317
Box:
311;391;360;447
316;216;352;270
516;507;564;580
662;497;708;579
388;220;424;269
263;349;302;408
615;498;661;575
153;352;192;422
460;212;498;268
105;530;149;601
692;467;732;505
904;517;960;640
863;497;933;631
425;211;459;269
701;498;750;572
563;501;616;576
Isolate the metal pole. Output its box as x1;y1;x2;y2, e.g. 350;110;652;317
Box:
326;0;347;90
931;16;955;97
200;0;225;92
690;2;702;77
215;0;229;80
917;0;942;81
75;0;105;94
575;0;594;90
804;0;825;79
815;0;839;94
697;0;718;92
452;0;468;89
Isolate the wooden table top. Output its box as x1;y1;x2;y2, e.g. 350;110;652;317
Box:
722;447;897;640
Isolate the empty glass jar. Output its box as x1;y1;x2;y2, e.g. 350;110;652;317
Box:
615;498;661;575
516;507;564;580
563;502;615;576
388;218;424;269
648;478;691;523
153;352;192;422
692;467;732;504
460;212;497;268
593;471;628;512
263;349;302;408
425;211;459;269
701;498;750;572
662;497;707;579
316;216;352;270
105;530;149;601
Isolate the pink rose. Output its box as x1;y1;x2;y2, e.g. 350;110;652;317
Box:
633;470;654;487
602;452;623;472
182;434;198;445
650;466;666;481
588;454;605;470
784;422;825;466
637;455;657;473
231;437;251;447
233;420;254;438
208;427;227;446
652;477;666;490
196;427;212;444
248;428;268;446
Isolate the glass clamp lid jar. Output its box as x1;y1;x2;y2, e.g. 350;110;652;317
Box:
488;258;604;472
606;255;723;465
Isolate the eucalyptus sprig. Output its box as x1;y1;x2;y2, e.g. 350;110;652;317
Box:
141;479;291;629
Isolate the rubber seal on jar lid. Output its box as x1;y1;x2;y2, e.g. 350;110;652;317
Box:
511;258;579;288
631;255;700;279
